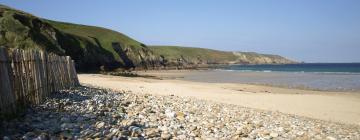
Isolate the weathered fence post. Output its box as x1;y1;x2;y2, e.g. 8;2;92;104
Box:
0;47;17;119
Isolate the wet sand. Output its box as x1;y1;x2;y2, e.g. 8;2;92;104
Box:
78;72;360;125
137;70;360;92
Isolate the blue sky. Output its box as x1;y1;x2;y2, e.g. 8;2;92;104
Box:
1;0;360;62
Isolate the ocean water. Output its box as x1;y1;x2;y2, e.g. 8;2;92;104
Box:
183;63;360;92
224;63;360;73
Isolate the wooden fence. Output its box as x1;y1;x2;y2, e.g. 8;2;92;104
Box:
0;47;79;119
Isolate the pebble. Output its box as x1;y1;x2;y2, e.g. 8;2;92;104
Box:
176;111;186;121
326;136;337;140
177;134;187;139
296;131;305;136
161;132;172;140
270;132;279;138
165;109;176;118
1;86;359;139
96;121;105;129
145;128;159;138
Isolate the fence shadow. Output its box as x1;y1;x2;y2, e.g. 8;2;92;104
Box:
0;86;139;139
50;89;91;103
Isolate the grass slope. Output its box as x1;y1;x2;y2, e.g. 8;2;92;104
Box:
150;46;295;64
1;4;158;71
149;46;238;64
47;20;146;61
0;4;64;54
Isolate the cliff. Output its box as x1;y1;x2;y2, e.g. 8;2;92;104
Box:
150;46;296;68
0;4;160;72
0;4;296;72
232;52;296;64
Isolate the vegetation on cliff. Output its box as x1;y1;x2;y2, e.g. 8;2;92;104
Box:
0;4;159;72
150;46;295;65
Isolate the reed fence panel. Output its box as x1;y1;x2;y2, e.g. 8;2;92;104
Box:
0;47;79;119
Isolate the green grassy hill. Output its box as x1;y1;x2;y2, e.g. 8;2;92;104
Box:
0;4;295;72
47;20;144;61
0;4;64;54
47;20;160;71
149;46;238;64
0;4;159;72
150;46;295;65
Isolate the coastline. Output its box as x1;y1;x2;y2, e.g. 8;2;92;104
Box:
78;73;360;125
134;69;360;93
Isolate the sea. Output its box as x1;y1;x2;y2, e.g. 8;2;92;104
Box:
183;63;360;92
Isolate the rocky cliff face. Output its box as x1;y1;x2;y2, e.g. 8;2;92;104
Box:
0;4;162;72
232;52;296;64
159;53;296;69
149;46;296;69
1;4;296;72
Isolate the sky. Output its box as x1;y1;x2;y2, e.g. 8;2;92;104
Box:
1;0;360;62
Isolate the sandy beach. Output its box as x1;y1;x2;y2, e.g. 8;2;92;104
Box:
3;72;360;139
79;71;360;125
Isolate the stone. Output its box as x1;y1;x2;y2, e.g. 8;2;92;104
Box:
105;133;114;138
326;136;337;140
270;132;279;138
145;128;159;138
176;112;186;121
76;116;85;122
22;131;38;140
261;130;270;136
61;123;74;130
177;134;187;139
314;135;323;139
159;126;168;132
296;131;305;136
110;128;120;134
190;126;197;131
277;127;284;132
3;136;10;140
37;133;49;140
22;135;32;140
128;126;142;137
92;132;102;138
60;131;73;139
96;121;105;129
60;117;71;123
161;133;172;140
165;109;176;118
121;119;136;126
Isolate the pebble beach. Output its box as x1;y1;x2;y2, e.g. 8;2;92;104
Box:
1;86;359;140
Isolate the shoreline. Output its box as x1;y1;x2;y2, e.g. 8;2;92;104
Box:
78;73;360;125
133;69;360;93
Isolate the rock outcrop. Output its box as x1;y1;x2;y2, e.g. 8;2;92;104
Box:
232;52;296;64
150;46;296;69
